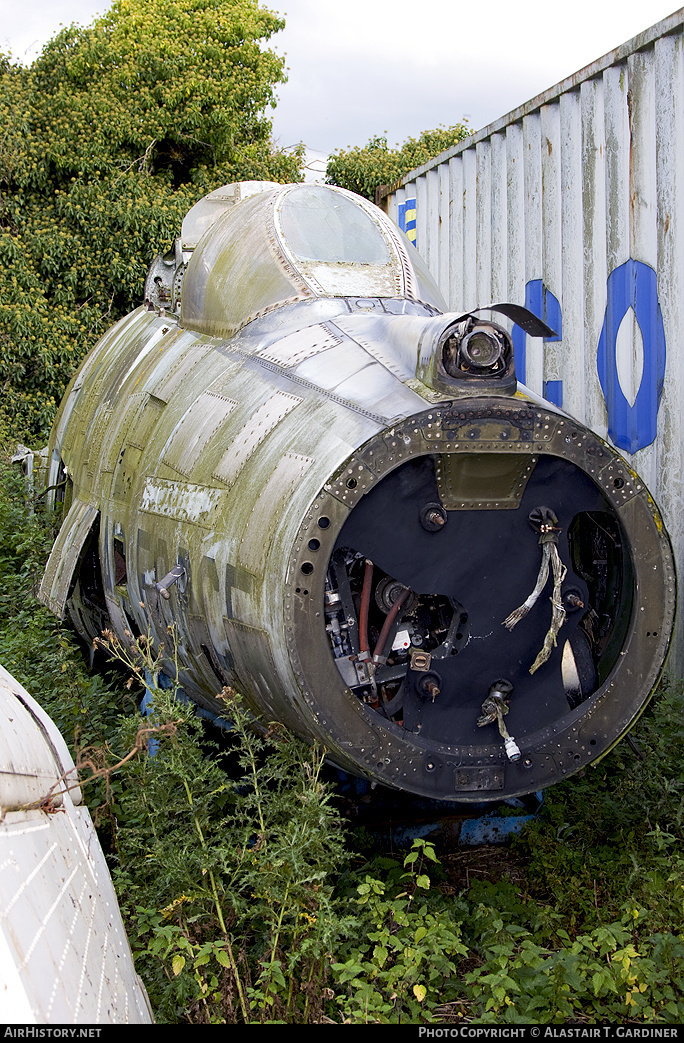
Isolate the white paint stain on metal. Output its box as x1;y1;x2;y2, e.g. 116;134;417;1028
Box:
141;476;222;523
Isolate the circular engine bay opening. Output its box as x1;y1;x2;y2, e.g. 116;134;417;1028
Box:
324;451;631;750
288;400;674;801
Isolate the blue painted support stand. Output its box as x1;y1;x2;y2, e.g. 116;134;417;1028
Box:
457;795;543;846
140;669;234;756
332;768;543;848
140;669;178;756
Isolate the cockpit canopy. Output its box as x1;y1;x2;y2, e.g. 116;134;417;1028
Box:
180;183;447;339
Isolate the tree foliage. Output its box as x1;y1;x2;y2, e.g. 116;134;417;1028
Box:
325;124;470;202
0;0;303;441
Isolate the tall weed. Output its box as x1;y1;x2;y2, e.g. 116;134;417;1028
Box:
100;647;354;1023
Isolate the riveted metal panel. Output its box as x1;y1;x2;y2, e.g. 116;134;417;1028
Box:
144;334;214;403
0;805;152;1023
213;391;303;486
238;452;314;575
294;337;379;391
0;665;80;810
256;323;342;366
39;500;99;619
384;10;684;667
161;391;239;477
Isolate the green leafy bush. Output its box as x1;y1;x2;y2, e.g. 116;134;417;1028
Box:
331;839;469;1023
326;125;470;201
108;678;354;1023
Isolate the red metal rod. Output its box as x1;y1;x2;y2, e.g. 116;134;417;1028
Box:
373;586;411;661
358;558;374;655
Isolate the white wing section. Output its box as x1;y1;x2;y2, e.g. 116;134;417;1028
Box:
0;666;153;1024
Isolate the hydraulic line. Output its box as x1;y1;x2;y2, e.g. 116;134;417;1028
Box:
373;586;411;664
358;558;374;660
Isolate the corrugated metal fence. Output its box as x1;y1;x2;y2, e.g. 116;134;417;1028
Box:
382;9;684;671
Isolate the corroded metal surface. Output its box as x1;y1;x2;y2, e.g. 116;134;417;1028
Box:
39;182;675;803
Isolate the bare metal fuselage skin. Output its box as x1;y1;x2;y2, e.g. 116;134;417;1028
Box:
40;182;675;803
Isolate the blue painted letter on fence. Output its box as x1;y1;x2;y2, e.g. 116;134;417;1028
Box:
511;280;562;390
596;260;666;455
398;198;417;246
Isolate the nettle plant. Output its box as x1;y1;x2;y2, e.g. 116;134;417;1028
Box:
95;623;355;1024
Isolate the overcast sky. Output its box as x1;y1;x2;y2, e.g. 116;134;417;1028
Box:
1;0;682;177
